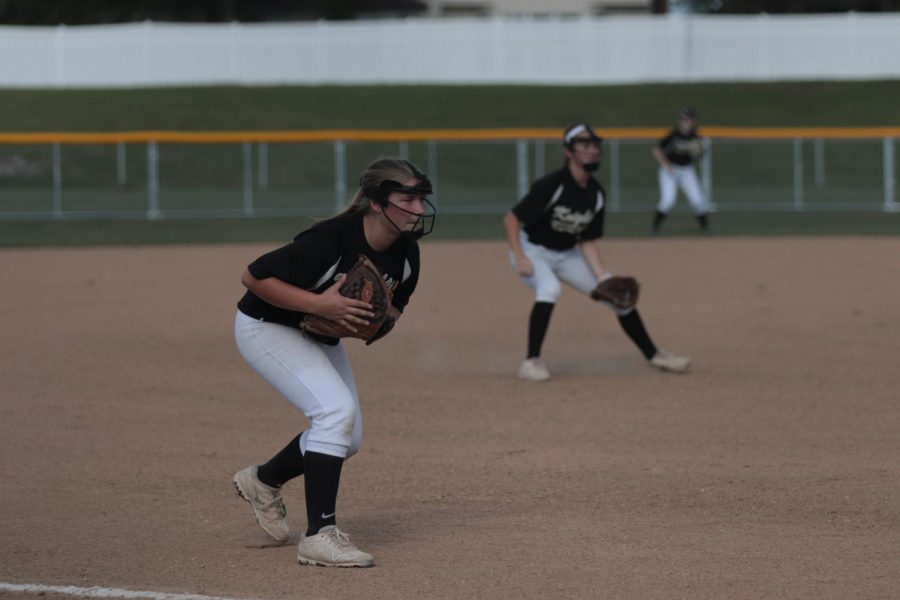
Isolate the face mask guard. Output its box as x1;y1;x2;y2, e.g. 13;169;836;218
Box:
563;124;604;172
361;165;437;240
382;195;436;241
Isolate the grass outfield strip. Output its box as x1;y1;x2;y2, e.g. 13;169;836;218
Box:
1;212;897;247
1;81;900;132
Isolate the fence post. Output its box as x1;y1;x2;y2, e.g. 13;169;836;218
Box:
516;140;529;200
333;140;346;213
117;141;127;187
427;140;438;205
52;142;62;219
229;21;240;82
243;141;253;216
533;139;545;179
54;25;67;87
792;138;804;210
142;20;153;85
756;13;770;79
257;142;268;191
683;13;695;81
147;141;160;219
814;138;825;188
609;138;620;211
701;138;713;208
316;20;327;84
885;137;897;212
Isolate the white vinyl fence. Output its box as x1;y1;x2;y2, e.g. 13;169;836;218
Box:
1;14;900;87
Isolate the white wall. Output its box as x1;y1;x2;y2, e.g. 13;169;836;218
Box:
422;0;651;16
1;14;898;87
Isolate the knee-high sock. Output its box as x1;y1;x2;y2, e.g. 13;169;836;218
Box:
528;301;555;358
617;309;658;360
256;433;304;488
697;213;710;231
303;451;344;536
652;210;667;232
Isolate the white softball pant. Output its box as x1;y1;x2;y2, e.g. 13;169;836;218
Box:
657;165;708;214
510;232;634;317
234;310;362;460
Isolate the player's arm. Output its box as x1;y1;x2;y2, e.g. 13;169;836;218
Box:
577;239;610;280
503;211;533;276
652;145;673;172
503;211;525;259
241;269;374;328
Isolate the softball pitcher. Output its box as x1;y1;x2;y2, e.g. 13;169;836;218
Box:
232;158;435;567
651;106;711;235
503;123;690;381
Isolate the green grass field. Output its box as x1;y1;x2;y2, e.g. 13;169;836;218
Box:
1;81;898;245
2;81;900;130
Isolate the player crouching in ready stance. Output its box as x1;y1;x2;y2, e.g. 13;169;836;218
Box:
503;123;690;381
232;158;435;566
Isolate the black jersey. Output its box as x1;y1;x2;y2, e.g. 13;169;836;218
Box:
237;211;420;342
658;128;702;166
512;167;606;251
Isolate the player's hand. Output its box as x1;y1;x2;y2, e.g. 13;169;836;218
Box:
515;256;534;277
312;275;375;333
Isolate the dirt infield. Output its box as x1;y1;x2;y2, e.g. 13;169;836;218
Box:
1;237;898;600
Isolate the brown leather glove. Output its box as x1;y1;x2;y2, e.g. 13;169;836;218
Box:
590;275;640;310
301;255;394;343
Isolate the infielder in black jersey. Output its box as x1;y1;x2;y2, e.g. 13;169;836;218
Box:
232;158;435;567
503;123;690;381
651;106;711;235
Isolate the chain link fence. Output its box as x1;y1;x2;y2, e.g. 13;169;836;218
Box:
0;130;896;220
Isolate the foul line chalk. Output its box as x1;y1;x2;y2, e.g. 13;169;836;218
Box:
0;582;256;600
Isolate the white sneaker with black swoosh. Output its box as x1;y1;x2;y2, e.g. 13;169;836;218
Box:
297;525;375;567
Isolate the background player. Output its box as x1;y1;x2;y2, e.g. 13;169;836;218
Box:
651;106;712;235
503;123;690;381
232;158;435;567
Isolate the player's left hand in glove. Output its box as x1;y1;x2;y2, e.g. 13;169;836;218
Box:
590;273;640;310
685;139;704;160
301;255;395;343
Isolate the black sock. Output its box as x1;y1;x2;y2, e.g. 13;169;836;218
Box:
303;451;344;536
256;433;304;488
652;210;667;232
697;213;710;231
617;309;658;360
527;302;555;358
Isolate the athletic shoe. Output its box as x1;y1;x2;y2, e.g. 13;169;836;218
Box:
649;350;691;373
233;465;290;543
297;525;375;568
518;358;551;381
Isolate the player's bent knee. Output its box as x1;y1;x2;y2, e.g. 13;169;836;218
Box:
303;436;351;459
305;401;358;456
345;436;362;460
331;403;358;437
536;285;562;304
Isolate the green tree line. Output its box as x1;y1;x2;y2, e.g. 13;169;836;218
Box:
0;0;425;24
